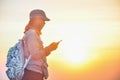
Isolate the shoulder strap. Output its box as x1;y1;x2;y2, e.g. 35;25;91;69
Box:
23;55;31;69
21;37;32;69
21;36;33;69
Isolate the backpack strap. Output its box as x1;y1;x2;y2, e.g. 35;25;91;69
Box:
23;55;31;69
21;37;32;69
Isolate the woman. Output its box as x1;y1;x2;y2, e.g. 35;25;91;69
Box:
22;9;60;80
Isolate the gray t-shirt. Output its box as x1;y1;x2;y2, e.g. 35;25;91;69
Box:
23;29;49;74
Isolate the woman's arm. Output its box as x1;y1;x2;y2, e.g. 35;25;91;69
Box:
26;30;45;60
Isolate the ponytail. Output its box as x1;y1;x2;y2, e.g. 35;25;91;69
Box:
24;19;33;33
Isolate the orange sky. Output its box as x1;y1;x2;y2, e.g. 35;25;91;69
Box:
0;0;120;80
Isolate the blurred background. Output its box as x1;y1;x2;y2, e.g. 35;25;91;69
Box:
0;0;120;80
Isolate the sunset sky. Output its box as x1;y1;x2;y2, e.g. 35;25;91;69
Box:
0;0;120;80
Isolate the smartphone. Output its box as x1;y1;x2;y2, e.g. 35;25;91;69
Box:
57;40;62;44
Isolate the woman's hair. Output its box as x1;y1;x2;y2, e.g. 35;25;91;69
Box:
24;19;41;35
24;19;33;33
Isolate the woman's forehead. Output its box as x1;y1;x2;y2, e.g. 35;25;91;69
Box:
33;17;45;22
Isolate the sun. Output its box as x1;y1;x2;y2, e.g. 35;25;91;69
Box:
61;40;92;66
63;49;91;65
67;51;90;64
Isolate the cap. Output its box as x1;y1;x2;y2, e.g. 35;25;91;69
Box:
30;9;50;21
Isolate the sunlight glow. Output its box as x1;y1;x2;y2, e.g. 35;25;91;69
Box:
65;49;90;64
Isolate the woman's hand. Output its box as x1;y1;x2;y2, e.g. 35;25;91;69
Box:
48;40;62;52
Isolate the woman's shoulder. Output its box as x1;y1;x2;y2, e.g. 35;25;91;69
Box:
25;29;36;35
23;29;38;39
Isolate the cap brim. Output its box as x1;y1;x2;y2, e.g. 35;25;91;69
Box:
44;17;50;21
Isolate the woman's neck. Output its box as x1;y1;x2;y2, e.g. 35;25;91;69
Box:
30;27;41;36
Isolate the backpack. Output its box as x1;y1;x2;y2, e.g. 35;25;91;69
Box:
6;39;31;80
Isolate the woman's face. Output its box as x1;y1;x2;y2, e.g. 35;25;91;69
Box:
32;17;45;30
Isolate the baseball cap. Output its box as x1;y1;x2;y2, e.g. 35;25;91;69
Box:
30;9;50;21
